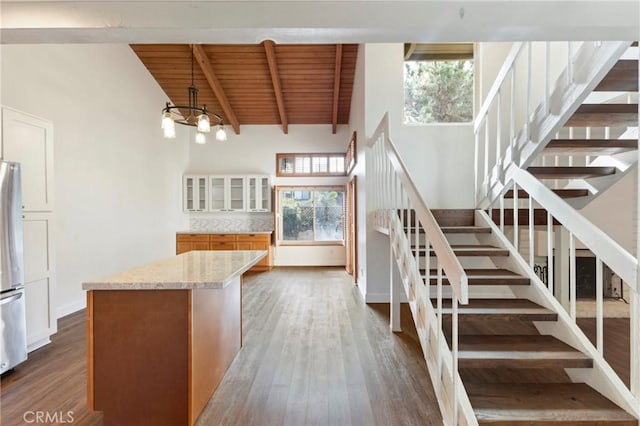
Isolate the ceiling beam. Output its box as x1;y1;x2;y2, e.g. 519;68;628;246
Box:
262;40;288;134
331;44;343;134
192;44;241;135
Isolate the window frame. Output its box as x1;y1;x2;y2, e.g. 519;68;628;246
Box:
275;185;346;246
403;43;475;125
276;153;347;177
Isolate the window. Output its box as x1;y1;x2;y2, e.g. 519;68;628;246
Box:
277;153;346;177
404;43;474;124
278;188;344;244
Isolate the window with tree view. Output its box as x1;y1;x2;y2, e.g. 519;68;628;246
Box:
279;189;344;243
404;43;474;124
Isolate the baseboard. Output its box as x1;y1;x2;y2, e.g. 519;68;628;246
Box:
57;299;86;319
27;336;51;353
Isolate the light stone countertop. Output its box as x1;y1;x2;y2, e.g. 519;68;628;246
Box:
176;231;273;235
82;250;267;291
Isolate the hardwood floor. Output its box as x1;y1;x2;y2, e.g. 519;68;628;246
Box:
0;310;103;426
0;267;440;426
197;267;439;426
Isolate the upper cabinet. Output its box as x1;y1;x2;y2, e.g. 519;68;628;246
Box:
1;107;54;212
210;176;246;212
183;175;208;212
246;175;271;212
183;174;270;213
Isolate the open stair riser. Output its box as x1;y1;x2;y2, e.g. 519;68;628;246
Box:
476;41;637;211
386;208;639;425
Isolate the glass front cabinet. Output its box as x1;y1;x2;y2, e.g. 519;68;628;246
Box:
246;175;271;212
209;176;247;212
183;175;209;212
184;174;270;213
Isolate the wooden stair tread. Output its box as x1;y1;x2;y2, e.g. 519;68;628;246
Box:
403;226;491;234
504;188;590;199
426;268;522;277
566;103;638;127
416;245;510;257
528;166;616;179
398;209;476;227
490;209;560;226
595;60;639;92
468;383;637;424
437;299;557;321
423;268;529;285
544;139;637;155
441;226;491;234
456;335;592;369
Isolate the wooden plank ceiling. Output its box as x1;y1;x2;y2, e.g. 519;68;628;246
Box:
131;43;358;135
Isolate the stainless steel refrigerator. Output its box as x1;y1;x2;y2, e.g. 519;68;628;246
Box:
0;162;27;374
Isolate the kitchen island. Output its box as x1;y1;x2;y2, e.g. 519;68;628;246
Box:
83;250;266;426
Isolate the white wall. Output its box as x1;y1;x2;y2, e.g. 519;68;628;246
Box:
582;171;636;253
1;44;189;317
187;124;351;266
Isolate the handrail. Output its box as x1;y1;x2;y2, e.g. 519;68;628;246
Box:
368;112;475;424
473;42;524;133
513;168;638;292
368;113;469;304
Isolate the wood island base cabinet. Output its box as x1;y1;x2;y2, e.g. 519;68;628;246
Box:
86;278;242;426
176;233;272;271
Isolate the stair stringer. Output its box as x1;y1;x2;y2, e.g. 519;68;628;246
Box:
479;41;631;209
474;209;640;420
387;212;478;426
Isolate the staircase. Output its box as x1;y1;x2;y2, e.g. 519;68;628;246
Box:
367;37;640;422
427;209;637;425
524;47;638;209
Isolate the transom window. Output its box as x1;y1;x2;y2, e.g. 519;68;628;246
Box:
277;153;346;176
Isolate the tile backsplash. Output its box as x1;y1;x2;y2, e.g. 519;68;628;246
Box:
189;212;275;233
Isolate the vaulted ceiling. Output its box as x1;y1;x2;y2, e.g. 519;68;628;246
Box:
131;43;358;135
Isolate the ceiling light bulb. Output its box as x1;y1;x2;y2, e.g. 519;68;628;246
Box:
197;113;211;133
195;131;207;145
163;125;176;139
161;112;175;136
215;125;227;141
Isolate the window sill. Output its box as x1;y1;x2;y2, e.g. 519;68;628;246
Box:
278;241;345;247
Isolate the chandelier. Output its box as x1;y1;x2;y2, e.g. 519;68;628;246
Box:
161;45;227;143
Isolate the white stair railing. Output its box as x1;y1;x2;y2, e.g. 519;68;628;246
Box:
475;40;631;207
475;39;640;412
483;171;640;417
368;113;475;425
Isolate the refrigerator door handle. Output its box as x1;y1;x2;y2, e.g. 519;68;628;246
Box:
0;292;23;305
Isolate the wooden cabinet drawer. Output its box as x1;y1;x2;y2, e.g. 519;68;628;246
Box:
177;234;210;243
209;234;237;243
236;234;271;243
209;241;236;250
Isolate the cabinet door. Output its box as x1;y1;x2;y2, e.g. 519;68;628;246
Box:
246;176;270;212
236;242;252;250
209;177;226;211
176;241;192;254
247;177;258;211
227;177;246;211
2;108;54;212
23;213;56;350
259;177;271;211
183;175;208;212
